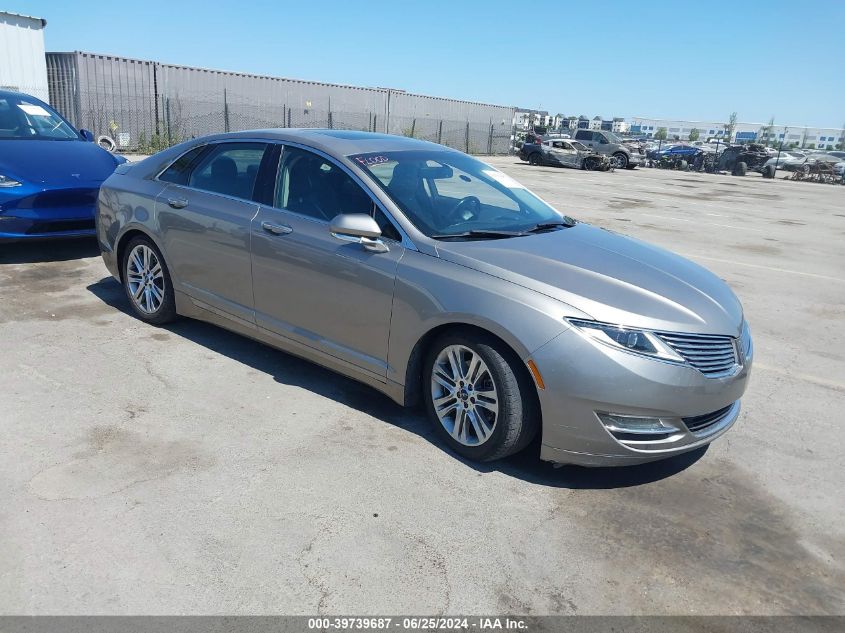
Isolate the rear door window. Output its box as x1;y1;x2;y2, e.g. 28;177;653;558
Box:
187;142;268;200
158;146;207;185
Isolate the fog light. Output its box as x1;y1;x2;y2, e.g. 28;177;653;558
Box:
597;412;681;435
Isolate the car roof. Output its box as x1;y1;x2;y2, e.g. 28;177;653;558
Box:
195;128;453;156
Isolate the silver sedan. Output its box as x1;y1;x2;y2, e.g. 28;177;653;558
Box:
97;130;752;466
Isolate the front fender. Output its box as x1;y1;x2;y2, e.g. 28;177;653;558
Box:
386;249;588;393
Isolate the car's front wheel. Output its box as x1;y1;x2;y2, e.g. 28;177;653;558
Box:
424;332;538;462
121;236;177;325
613;152;628;169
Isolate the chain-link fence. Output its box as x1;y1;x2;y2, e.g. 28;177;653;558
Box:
62;88;514;156
46;52;517;156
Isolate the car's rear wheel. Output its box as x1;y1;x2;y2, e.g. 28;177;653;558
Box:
733;161;748;176
424;332;538;462
122;236;177;325
762;165;774;179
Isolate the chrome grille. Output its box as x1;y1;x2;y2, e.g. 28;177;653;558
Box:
656;331;738;377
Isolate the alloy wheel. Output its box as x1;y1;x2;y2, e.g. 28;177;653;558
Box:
430;345;499;446
126;244;165;314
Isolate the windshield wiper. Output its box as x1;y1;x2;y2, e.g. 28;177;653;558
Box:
431;229;528;240
525;218;576;233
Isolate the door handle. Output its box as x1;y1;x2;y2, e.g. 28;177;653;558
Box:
261;221;293;236
167;198;188;209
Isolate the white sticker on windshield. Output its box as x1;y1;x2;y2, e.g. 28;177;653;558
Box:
18;104;51;117
482;169;526;189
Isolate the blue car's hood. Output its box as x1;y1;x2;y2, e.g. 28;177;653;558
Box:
0;140;119;186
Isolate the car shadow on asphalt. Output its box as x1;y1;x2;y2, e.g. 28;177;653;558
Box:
0;238;100;264
88;276;706;490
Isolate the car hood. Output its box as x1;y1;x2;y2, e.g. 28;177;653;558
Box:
0;140;120;186
435;223;743;336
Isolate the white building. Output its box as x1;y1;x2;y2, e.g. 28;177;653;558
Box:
0;11;49;102
627;115;843;148
611;118;630;134
513;109;564;131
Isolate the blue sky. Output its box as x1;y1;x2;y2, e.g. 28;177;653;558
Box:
10;0;845;128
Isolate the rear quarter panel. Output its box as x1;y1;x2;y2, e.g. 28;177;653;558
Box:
97;171;169;279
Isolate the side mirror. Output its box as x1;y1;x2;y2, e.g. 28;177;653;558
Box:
79;129;95;142
329;213;389;253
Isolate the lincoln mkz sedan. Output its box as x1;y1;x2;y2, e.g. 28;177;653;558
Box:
97;130;752;466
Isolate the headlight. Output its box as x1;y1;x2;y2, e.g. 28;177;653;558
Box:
566;318;684;362
0;174;22;187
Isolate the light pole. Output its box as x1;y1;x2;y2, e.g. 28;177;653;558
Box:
774;126;787;179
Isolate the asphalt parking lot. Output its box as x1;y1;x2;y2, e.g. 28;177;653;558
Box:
1;159;843;615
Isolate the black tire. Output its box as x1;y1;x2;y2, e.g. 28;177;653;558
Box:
528;153;542;166
762;165;774;179
121;235;178;325
613;152;628;169
423;331;539;462
678;160;689;171
733;161;747;176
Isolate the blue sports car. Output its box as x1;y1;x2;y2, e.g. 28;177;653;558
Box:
0;89;126;241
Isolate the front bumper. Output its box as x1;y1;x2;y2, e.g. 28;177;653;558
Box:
530;325;752;466
0;186;99;241
627;153;645;165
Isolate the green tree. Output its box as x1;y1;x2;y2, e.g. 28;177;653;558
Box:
725;112;738;142
688;127;700;142
759;117;775;146
654;127;668;141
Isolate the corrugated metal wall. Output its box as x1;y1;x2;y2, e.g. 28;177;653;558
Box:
46;51;515;154
47;52;159;144
160;63;388;137
0;12;49;102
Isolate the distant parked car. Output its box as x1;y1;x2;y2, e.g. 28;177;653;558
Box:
760;152;807;178
573;129;645;169
649;144;714;171
0;89;126;241
519;139;612;170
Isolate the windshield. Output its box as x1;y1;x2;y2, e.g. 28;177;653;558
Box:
605;131;623;143
570;141;589;151
351;150;571;239
0;95;80;140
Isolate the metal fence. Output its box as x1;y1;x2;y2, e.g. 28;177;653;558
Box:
46;52;516;155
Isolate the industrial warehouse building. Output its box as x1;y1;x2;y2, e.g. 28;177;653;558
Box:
628;116;844;149
44;51;516;154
